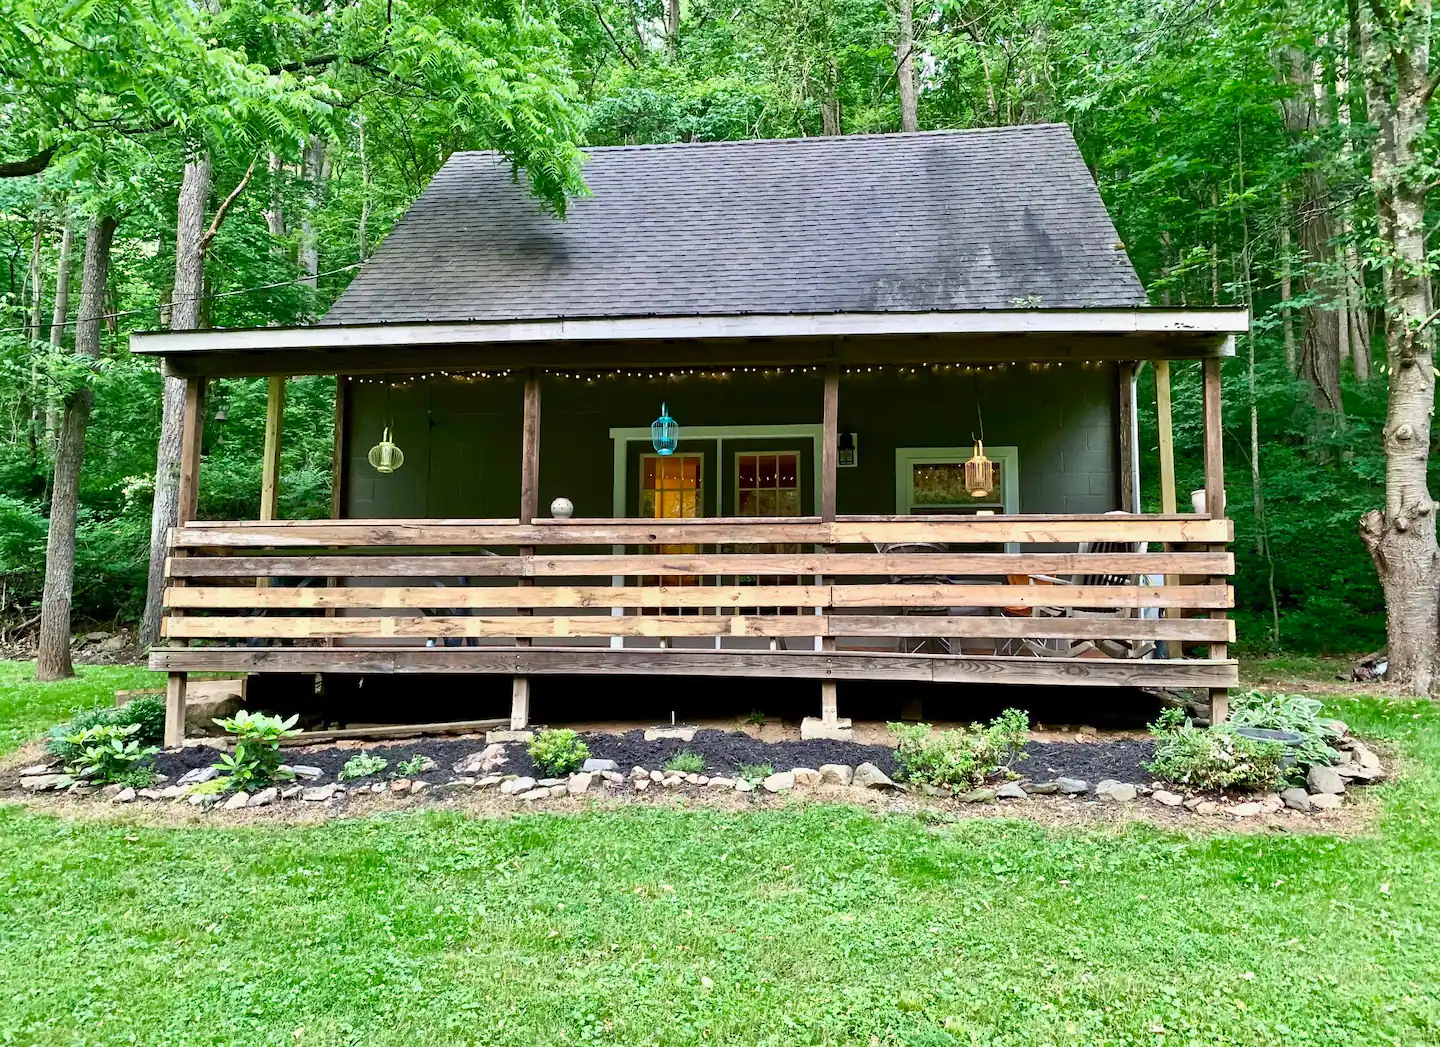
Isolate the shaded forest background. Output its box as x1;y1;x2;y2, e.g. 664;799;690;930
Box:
0;0;1416;654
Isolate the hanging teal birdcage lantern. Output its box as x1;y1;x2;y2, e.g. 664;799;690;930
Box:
651;402;679;456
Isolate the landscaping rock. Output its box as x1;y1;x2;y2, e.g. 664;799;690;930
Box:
111;787;137;804
1153;790;1184;807
486;730;535;744
662;775;683;788
548;784;568;798
600;770;625;784
734;779;755;793
411;780;429;794
853;763;898;790
644;726;696;742
20;774;71;792
280;786;303;800
138;789;165;801
1098;783;1137;803
634;778;651;792
1056;777;1088;795
250;787;278;808
1230;801;1264;818
188;792;217;807
996;782;1027;800
18;762;55;776
1346;765;1384;782
799;716;854;741
792;768;820;787
1352;742;1380;769
1022;781;1058;795
763;771;796;793
582;758;618;773
284;765;323;780
177;766;219;787
631;766;648;779
958;788;996;803
818;764;854;786
519;788;550;801
707;777;735;789
1280;788;1312;812
476;776;502;788
500;777;537;795
1309;792;1343;810
1194;801;1222;815
1260;792;1284;811
567;772;593;796
454;745;508;775
222;791;250;811
1095;778;1120;794
391;779;412;794
301;784;338;802
1307;765;1345;795
160;784;187;799
686;774;708;785
537;777;566;787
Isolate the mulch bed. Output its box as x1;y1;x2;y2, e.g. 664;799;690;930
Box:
151;730;1158;791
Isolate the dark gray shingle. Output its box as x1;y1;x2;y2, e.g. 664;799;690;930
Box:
322;125;1147;326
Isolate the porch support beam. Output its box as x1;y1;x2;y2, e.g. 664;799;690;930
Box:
1117;362;1139;513
260;377;285;521
165;376;206;749
1155;359;1179;657
512;369;541;730
811;361;848;737
1202;352;1228;723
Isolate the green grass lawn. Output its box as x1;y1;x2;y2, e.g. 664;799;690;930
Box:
2;665;1440;1045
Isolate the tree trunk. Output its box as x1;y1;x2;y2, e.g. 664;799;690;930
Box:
357;119;371;261
664;0;679;56
35;216;116;681
1279;189;1296;371
265;152;285;238
896;0;918;132
1358;0;1439;697
140;156;210;650
821;61;842;136
25;199;45;465
300;138;327;295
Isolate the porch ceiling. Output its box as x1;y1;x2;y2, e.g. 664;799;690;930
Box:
131;308;1247;378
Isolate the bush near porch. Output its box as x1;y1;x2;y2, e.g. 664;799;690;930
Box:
0;664;1438;1044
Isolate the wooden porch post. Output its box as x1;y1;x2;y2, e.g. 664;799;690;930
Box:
1117;362;1139;513
165;376;206;748
1154;360;1179;656
804;361;851;740
512;369;541;730
329;377;347;520
260;377;285;521
1202;354;1228;723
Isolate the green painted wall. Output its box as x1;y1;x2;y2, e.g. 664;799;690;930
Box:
342;363;1119;519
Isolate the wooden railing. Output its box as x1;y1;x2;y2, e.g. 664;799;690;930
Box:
160;515;1234;651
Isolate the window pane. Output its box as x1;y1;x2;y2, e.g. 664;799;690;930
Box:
643;458;656;486
738;490;756;516
778;489;799;516
738;455;756;489
758;455;778;487
640;491;656;517
778;454;797;488
756;489;777;516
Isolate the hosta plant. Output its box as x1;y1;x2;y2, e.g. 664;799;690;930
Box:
63;723;159;784
338;752;389;780
212;711;299;790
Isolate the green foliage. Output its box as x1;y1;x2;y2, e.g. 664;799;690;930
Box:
888;710;1030;792
61;723;159;784
395;754;431;776
663;751;706;775
337;752;389;780
745;710;766;726
1229;689;1341;770
734;761;774;782
1146;716;1286;793
528;729;590;776
46;694;165;766
212;710;299;790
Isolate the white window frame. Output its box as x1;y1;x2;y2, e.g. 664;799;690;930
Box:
894;445;1021;515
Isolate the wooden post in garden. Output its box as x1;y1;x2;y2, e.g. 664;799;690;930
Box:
1117;362;1139;513
806;360;849;739
1155;360;1179;657
164;376;206;748
1202;354;1228;723
260;377;285;522
512;369;541;730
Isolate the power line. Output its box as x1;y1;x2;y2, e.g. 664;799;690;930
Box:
0;263;361;337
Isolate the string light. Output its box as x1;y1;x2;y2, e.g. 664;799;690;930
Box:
341;361;1103;385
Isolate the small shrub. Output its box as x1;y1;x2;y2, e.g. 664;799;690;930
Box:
1145;716;1286;792
664;751;706;775
395;754;432;777
528;729;590;776
734;761;774;782
338;752;389;780
116;695;166;748
112;766;159;790
62;723;159;784
1228;689;1340;769
212;710;299;790
888;709;1030;791
46;695;168;766
746;710;766;726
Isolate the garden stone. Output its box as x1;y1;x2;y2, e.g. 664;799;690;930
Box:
1022;781;1058;795
280;786;303;800
18;762;54;776
411;780;430;794
1153;790;1183;807
1056;778;1088;795
631;766;648;779
650;770;665;782
537;778;566;787
453;745;507;775
583;758;618;773
958;788;996;803
1098;783;1137;803
601;770;625;784
763;771;795;793
391;779;413;794
301;784;338;802
1280;788;1312;812
519;788;550;801
177;766;219;787
1306;765;1345;795
735;779;755;792
567;772;593;796
1353;743;1380;769
1309;792;1343;810
1095;779;1120;794
476;776;502;788
819;764;854;786
995;782;1027;800
455;776;476;786
547;784;567;798
20;774;71;792
283;765;323;780
111;787;137;804
634;778;651;792
853;763;898;790
500;777;536;795
919;784;944;797
1194;801;1222;815
138;788;164;801
707;777;735;789
792;768;820;787
662;775;683;787
1347;766;1384;782
250;788;278;807
188;792;217;807
160;784;187;799
644;726;696;741
222;791;249;811
1260;792;1284;811
1229;802;1264;818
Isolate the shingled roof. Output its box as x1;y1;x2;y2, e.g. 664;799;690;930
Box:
322;125;1148;326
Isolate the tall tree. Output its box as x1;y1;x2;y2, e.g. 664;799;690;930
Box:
896;0;918;131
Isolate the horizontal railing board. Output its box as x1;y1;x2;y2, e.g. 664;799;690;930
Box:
170;516;1233;549
162;613;1234;642
165;583;1233;611
165;551;1235;579
149;645;1241;688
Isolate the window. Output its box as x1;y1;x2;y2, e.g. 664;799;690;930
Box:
735;452;801;517
895;446;1020;515
640;454;702;519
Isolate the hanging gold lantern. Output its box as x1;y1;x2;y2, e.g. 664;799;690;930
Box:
368;427;404;474
964;439;996;498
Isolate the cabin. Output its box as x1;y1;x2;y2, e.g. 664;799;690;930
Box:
132;125;1247;748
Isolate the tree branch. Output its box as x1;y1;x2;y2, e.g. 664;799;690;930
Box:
0;145;57;178
198;156;258;256
590;1;639;69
